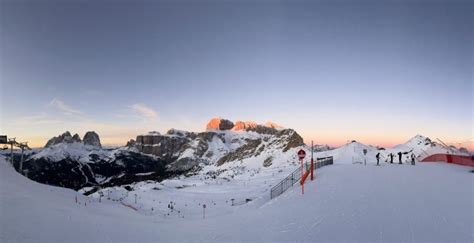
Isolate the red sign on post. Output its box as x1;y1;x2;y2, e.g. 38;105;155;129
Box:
298;149;306;159
297;149;306;195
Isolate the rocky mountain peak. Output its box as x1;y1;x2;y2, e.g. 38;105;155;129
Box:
133;118;305;170
167;129;193;137
148;131;161;136
62;131;72;138
205;118;284;134
232;121;257;131
45;131;81;147
44;131;101;148
206;118;234;131
205;118;283;135
83;131;102;147
264;121;284;129
72;134;82;143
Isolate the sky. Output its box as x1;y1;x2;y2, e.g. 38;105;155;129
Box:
0;0;472;150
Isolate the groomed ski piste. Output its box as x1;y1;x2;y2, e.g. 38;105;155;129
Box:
1;141;473;242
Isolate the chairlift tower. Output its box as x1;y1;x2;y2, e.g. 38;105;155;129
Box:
2;136;31;173
8;138;16;165
18;142;31;174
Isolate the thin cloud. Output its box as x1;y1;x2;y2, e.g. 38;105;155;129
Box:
48;98;83;115
15;113;63;125
129;103;158;120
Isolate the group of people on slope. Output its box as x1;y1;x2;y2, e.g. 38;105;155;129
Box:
375;152;416;166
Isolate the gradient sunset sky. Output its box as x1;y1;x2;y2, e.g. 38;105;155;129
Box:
0;0;472;150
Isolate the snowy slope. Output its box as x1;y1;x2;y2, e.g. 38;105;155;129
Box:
314;135;469;165
315;141;377;164
30;142;108;162
88;144;303;218
391;134;469;158
21;127;308;191
1;154;472;242
0;156;147;242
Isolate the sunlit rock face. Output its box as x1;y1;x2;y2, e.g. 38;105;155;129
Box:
134;118;304;170
264;121;284;129
206;118;234;131
232;121;279;135
206;118;284;133
232;121;257;131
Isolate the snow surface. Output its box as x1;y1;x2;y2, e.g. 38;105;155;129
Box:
1;153;472;242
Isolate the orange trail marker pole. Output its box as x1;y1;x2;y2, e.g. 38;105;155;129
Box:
301;158;304;195
301;170;310;185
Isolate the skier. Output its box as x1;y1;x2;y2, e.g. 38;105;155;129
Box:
411;153;416;165
398;152;402;164
376;152;380;166
389;153;394;164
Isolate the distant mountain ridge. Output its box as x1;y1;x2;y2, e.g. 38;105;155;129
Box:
315;134;469;164
44;131;101;148
11;117;468;192
19;118;306;191
132;118;302;171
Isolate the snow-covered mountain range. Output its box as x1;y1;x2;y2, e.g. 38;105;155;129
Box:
131;118;304;171
12;117;469;193
17;118;307;191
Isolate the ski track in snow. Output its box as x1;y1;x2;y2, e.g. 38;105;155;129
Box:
76;164;89;186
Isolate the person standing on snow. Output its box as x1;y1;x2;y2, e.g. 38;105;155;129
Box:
376;152;380;166
389;153;394;164
398;152;403;164
411;153;416;165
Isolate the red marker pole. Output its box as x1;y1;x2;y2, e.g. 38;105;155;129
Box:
301;158;304;195
297;149;306;195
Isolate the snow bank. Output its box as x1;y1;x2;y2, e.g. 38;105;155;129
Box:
1;155;472;242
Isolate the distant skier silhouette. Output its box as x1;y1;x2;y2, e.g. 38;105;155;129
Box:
398;152;402;164
376;152;380;166
411;153;416;165
389;153;394;164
